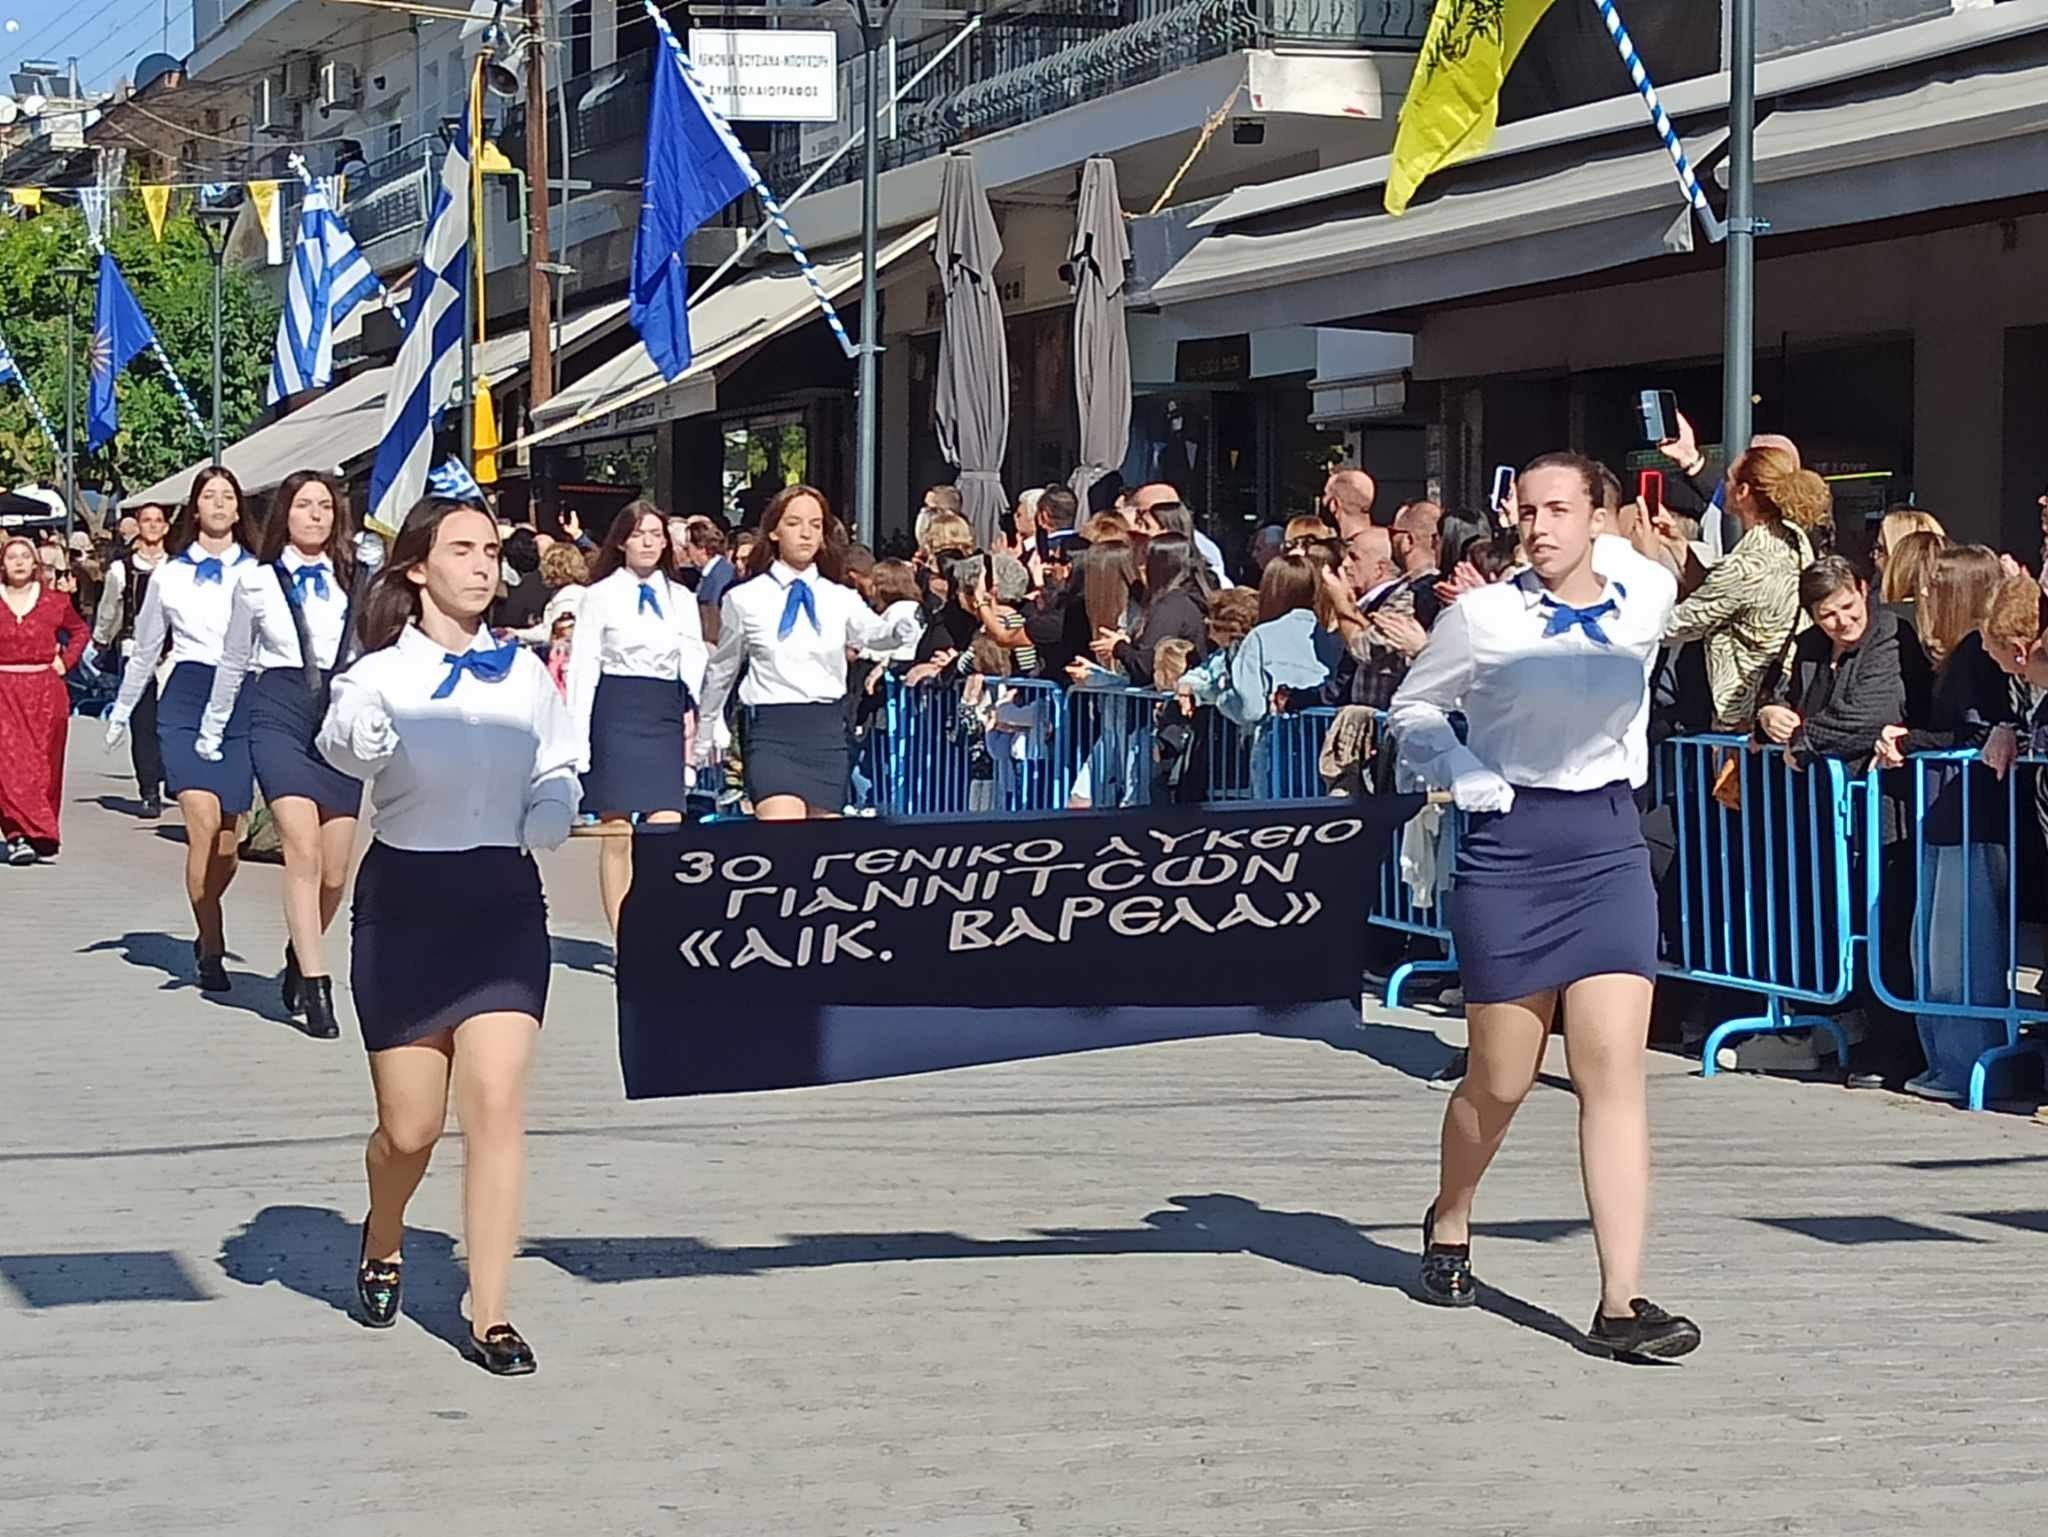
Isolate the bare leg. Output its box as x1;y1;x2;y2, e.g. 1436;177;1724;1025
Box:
177;791;234;953
1431;992;1555;1247
596;813;632;937
754;794;808;822
1559;973;1655;1315
316;811;355;938
450;1012;539;1334
364;1037;454;1263
271;796;333;976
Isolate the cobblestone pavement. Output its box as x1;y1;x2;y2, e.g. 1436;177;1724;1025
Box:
3;742;2045;1535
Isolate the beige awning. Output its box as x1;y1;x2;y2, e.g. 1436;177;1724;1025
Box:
520;220;939;449
124;298;632;509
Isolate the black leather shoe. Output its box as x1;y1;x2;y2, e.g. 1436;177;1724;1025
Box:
281;945;303;1015
1419;1203;1477;1307
139;793;162;819
355;1224;402;1329
196;951;231;993
1587;1298;1702;1361
469;1324;537;1376
299;975;341;1041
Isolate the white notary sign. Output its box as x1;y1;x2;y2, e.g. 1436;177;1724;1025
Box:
686;28;839;122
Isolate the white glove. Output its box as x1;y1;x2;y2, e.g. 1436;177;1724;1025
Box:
195;736;223;764
349;705;400;764
521;797;573;852
104;719;128;751
1451;764;1516;815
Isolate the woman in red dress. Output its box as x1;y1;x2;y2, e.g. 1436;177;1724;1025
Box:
0;534;90;864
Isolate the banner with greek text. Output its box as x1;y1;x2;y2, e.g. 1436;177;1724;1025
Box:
615;798;1421;1098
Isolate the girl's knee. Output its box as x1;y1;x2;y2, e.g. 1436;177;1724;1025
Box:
378;1117;442;1160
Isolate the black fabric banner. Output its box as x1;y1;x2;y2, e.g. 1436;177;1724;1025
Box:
615;796;1423;1098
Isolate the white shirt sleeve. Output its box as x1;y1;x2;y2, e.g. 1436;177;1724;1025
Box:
109;570;169;728
696;589;748;732
841;591;924;653
674;575;709;703
316;662;397;782
527;655;583;820
197;578;264;757
1386;600;1482;783
563;579;606;773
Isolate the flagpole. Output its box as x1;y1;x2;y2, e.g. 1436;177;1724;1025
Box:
56;264;90;537
462;52;484;471
1723;0;1759;453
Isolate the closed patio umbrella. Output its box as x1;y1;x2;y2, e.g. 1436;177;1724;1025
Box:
1067;156;1131;509
932;150;1009;551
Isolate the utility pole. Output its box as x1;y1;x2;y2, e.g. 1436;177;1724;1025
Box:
524;0;553;408
1721;0;1759;454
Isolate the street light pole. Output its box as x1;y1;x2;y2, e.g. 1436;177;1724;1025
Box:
1722;0;1759;455
524;0;553;410
55;263;90;538
198;220;229;465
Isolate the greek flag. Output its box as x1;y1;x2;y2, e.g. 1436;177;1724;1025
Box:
367;123;470;535
268;182;382;404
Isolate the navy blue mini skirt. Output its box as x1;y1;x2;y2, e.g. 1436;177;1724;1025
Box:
248;668;363;816
349;843;551;1052
580;673;690;815
158;661;254;815
744;701;850;811
1449;781;1658;1005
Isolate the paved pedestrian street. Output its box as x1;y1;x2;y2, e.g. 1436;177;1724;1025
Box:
4;742;2046;1535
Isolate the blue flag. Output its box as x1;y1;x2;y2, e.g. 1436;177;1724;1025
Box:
87;252;160;451
630;42;755;380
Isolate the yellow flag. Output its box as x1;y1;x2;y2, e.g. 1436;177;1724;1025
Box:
473;376;501;485
9;188;41;210
141;184;171;241
248;179;283;264
1384;0;1557;215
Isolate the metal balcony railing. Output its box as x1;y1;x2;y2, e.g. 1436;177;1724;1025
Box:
341;134;441;248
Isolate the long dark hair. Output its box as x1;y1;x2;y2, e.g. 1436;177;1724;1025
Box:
168;465;246;556
744;484;849;584
1257;552;1320;623
1141;533;1209;613
588;499;678;585
256;469;354;584
1078;538;1137;636
355;498;496;652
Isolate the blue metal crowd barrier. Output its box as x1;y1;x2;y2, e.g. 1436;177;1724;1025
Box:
1651;734;1864;1074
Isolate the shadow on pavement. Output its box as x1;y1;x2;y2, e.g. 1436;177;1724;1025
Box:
1750;1214;1989;1246
0;1249;210;1308
80;930;304;1030
217;1204;468;1356
526;1192;1591;1355
550;934;616;978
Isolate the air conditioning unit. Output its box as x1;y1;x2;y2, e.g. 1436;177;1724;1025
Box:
320;60;360;110
280;54;317;101
253;77;302;136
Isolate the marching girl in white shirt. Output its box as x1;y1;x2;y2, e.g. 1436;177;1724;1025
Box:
316;493;579;1377
564;499;708;935
697;486;920;821
196;471;363;1039
106;466;256;993
1389;452;1702;1362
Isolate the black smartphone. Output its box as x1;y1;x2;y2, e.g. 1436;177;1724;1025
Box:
1489;464;1515;512
1636;389;1680;445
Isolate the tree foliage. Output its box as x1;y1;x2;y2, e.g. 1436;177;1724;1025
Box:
0;200;280;493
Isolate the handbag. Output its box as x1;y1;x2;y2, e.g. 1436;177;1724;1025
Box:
1714;604;1806;815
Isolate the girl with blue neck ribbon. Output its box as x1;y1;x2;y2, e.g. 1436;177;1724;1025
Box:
195;470;365;1040
106;464;256;993
564;499;708;937
1389;451;1702;1364
697;486;921;820
315;495;579;1377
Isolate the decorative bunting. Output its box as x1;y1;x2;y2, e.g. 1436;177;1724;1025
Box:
248;179;283;266
141;184;171;241
9;188;40;210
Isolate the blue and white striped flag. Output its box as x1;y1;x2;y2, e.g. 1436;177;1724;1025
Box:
268;182;383;405
0;331;61;462
367;124;470;535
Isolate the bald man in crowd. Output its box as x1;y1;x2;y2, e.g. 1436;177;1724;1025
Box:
1323;468;1377;533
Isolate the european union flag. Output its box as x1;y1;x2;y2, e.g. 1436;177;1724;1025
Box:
629;42;755;380
87;251;160;451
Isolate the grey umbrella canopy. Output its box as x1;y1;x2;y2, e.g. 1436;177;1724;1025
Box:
932;150;1010;551
1067;156;1132;510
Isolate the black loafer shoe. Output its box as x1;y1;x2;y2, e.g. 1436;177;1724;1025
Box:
469;1324;537;1376
1419;1203;1477;1307
355;1226;402;1329
1587;1298;1701;1361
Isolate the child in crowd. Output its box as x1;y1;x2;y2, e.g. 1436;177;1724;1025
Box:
545;611;575;697
863;559;926;667
1150;637;1200;802
1179;561;1329;797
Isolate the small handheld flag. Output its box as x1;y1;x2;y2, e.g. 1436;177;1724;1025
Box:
426;456;488;507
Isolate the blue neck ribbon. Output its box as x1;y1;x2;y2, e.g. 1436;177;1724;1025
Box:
431;638;520;700
777;577;819;640
637;581;662;619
